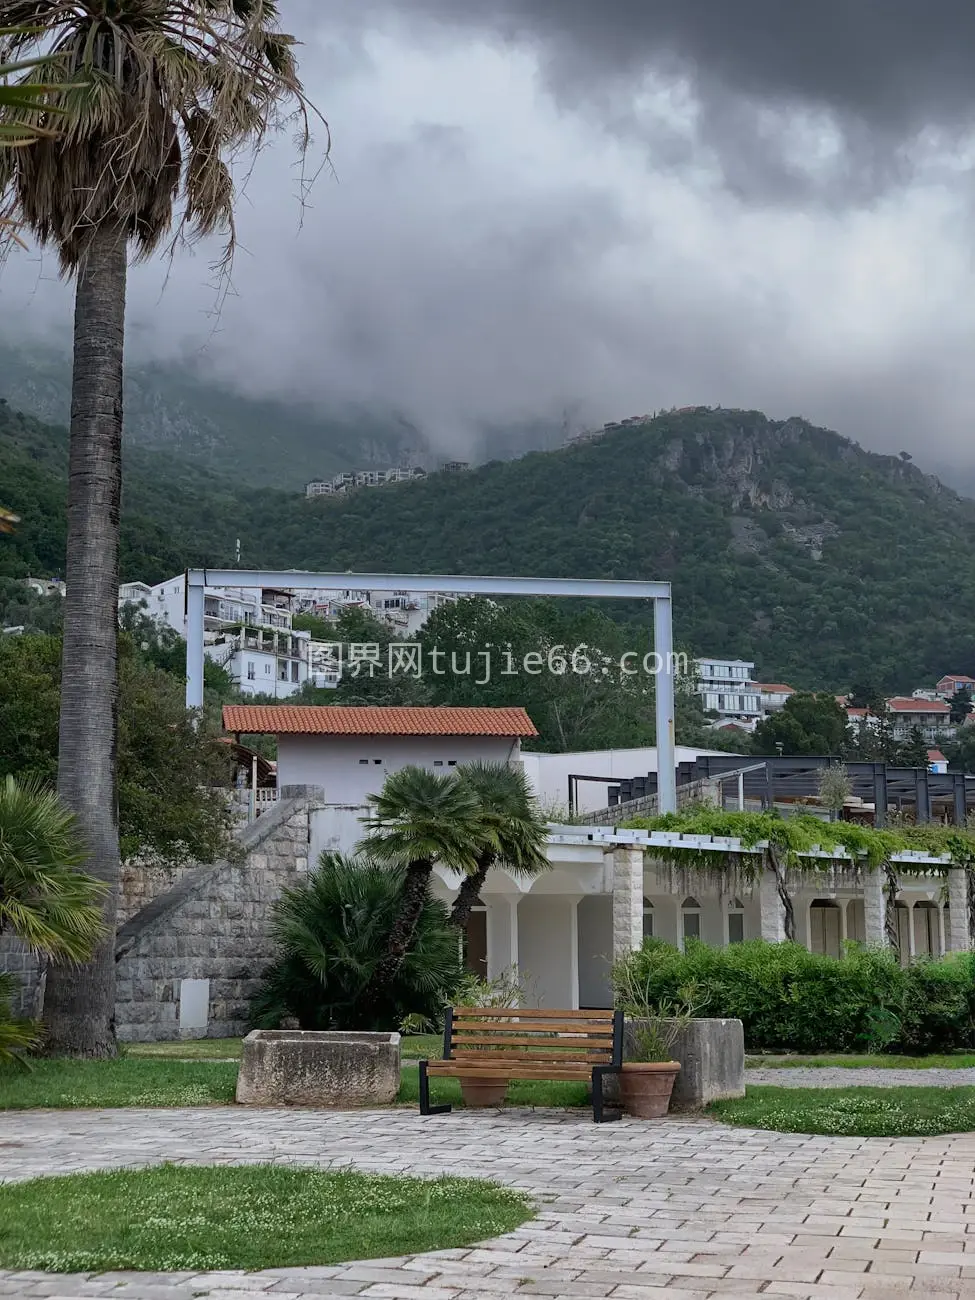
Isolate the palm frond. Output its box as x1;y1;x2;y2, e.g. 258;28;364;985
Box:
0;1;326;270
0;773;106;960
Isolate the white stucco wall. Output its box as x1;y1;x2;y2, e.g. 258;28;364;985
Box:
282;733;523;866
277;734;521;805
519;745;744;815
518;895;580;1009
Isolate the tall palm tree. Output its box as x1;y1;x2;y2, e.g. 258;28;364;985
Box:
357;767;484;1001
0;1;319;1056
449;761;549;930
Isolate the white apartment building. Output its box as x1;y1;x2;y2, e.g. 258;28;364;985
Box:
292;587;460;639
886;697;953;744
305;467;426;498
694;658;763;730
122;574;311;698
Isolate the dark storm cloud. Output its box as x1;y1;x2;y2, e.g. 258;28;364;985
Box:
365;0;975;200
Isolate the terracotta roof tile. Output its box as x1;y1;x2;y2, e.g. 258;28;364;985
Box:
887;696;951;713
222;704;538;738
755;683;795;694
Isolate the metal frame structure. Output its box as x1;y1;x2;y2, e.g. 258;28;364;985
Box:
184;568;679;813
609;753;975;826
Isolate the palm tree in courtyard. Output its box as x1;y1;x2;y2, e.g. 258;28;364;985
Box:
0;1;320;1056
0;774;104;1063
357;767;484;1001
0;774;104;958
449;761;549;930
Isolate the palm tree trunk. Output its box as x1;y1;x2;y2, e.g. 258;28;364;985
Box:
449;853;493;929
42;223;127;1058
364;861;432;1002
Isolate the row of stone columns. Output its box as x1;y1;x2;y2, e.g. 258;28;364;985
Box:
611;848;973;959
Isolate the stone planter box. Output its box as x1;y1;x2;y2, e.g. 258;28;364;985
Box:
236;1030;401;1108
603;1018;745;1111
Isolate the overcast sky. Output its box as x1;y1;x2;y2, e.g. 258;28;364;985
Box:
3;0;975;465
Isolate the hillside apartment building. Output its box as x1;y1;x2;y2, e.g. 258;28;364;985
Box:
222;704;971;1013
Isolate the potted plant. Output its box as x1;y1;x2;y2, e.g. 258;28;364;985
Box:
449;968;532;1108
613;960;700;1118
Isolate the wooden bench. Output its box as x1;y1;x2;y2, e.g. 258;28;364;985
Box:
418;1006;624;1123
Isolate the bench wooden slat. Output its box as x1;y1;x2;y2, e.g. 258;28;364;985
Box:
427;1063;593;1080
449;1034;611;1045
449;1035;613;1051
451;1019;615;1035
449;1045;611;1055
451;1006;614;1019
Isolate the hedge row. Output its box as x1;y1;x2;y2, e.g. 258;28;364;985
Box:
621;939;974;1054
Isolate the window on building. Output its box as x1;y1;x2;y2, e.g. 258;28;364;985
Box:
246;661;255;681
291;662;299;682
265;664;272;675
728;898;745;944
434;760;443;767
358;759;369;765
448;760;457;767
642;898;654;940
278;662;289;681
682;897;702;943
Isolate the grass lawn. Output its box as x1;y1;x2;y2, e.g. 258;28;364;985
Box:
0;1058;238;1110
0;1054;588;1112
746;1053;975;1069
126;1038;244;1061
711;1085;975;1136
0;1164;532;1273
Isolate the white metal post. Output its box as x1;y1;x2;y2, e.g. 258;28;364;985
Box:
185;574;206;710
654;594;677;814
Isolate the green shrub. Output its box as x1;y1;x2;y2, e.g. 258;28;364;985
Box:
250;854;462;1032
616;939;971;1055
898;957;972;1054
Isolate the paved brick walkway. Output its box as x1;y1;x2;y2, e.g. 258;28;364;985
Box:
748;1067;975;1088
4;1106;975;1298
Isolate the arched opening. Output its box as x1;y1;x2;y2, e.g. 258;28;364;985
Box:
463;906;488;977
642;897;654;941
682;896;702;946
728;897;745;945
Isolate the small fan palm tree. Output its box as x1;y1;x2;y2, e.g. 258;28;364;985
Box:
449;761;549;929
250;853;461;1033
0;773;105;959
357;767;485;999
0;1;321;1056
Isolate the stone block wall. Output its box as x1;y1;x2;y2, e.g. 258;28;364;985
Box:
0;935;43;1017
114;786;323;1042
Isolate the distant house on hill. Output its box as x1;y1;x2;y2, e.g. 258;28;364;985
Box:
937;674;975;698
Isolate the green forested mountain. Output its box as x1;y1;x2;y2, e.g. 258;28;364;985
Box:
3;400;975;691
0;340;426;490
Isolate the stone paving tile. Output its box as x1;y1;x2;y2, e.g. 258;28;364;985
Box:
5;1109;975;1298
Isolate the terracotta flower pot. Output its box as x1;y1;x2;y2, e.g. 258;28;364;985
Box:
618;1062;680;1118
459;1077;508;1108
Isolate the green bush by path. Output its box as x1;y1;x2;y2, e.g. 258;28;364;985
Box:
0;1058;238;1109
711;1085;975;1137
619;939;975;1055
0;1164;533;1273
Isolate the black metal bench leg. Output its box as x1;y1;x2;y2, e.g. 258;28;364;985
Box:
418;1060;451;1116
592;1067;622;1123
